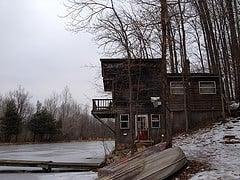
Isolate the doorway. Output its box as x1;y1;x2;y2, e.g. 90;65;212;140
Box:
135;115;149;140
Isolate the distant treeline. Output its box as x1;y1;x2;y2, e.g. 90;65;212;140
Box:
0;86;114;143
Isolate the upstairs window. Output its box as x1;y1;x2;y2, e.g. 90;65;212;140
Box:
151;114;160;128
170;81;184;94
199;81;216;94
120;114;129;129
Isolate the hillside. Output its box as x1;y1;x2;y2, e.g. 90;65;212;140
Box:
174;117;240;179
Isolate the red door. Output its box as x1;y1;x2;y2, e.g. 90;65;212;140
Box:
135;115;149;140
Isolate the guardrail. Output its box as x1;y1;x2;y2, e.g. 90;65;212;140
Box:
92;99;113;112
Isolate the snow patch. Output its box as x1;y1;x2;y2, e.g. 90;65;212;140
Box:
174;117;240;179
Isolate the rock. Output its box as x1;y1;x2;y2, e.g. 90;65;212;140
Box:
224;139;240;144
224;135;236;139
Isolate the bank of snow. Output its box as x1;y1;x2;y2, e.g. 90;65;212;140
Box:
174;117;240;179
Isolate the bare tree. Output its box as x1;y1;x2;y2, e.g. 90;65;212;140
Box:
225;0;240;102
8;86;32;121
44;93;60;119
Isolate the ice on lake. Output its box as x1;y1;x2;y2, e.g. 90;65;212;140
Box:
0;141;114;180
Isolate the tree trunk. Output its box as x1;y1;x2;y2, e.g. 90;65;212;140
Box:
161;0;172;148
192;20;205;73
178;0;190;132
225;0;240;102
170;28;179;73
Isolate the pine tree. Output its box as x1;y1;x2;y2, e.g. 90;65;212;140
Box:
29;106;58;142
1;99;21;142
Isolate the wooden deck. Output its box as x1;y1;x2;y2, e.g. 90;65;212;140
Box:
92;99;115;119
0;159;104;172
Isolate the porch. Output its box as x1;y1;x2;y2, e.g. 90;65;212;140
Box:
91;99;115;119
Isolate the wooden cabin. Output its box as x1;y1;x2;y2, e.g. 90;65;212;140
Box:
92;58;223;150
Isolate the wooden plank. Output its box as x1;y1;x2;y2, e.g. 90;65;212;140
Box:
0;159;102;172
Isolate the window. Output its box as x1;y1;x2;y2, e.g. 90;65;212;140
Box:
151;114;160;128
120;114;129;129
170;81;184;94
199;81;216;94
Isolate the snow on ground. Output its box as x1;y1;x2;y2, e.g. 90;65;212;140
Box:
174;117;240;179
0;141;114;180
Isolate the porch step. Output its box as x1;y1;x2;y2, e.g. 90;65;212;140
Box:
135;140;154;150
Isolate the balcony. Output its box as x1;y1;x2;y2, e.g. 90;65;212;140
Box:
92;99;115;119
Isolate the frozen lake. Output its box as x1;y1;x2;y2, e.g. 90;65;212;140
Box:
0;141;114;180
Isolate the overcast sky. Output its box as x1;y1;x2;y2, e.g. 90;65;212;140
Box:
0;0;105;106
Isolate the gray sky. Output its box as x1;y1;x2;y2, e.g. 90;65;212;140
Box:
0;0;105;105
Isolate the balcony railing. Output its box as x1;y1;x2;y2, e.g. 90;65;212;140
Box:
92;99;113;114
91;99;115;133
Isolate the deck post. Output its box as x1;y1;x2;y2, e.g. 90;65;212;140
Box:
42;166;52;172
41;162;52;172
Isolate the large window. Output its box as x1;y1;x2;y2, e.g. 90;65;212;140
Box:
120;114;129;129
151;114;160;128
199;81;216;94
170;81;184;94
